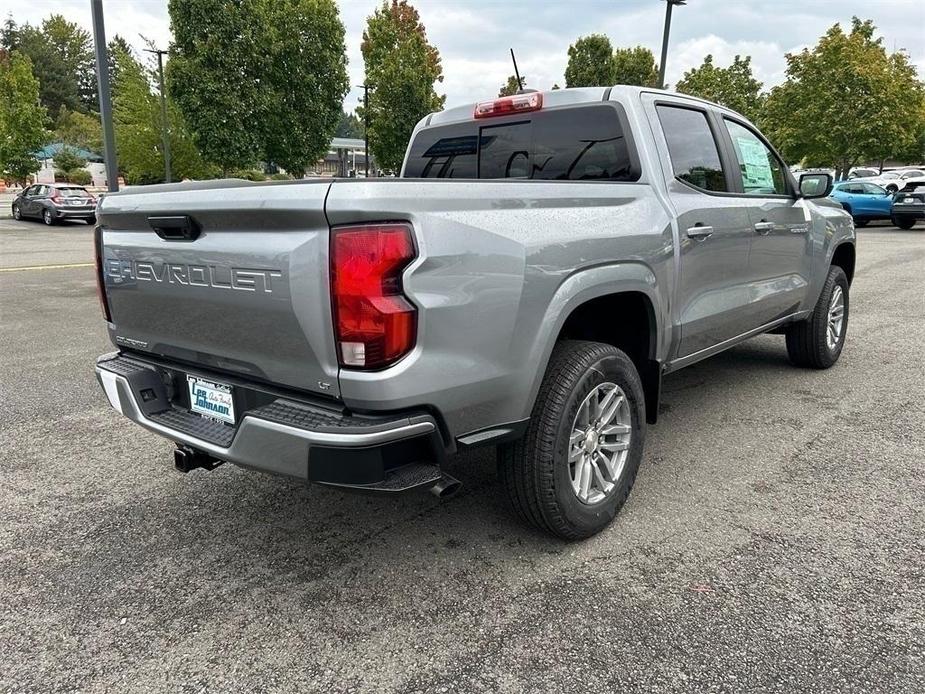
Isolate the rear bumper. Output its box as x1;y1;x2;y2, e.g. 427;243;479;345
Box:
95;353;447;490
50;206;96;218
891;204;925;219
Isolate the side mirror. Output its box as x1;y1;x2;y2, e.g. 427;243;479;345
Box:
799;173;833;199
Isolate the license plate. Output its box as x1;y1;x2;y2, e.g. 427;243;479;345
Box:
187;376;235;424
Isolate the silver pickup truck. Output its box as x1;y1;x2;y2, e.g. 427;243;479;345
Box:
94;86;855;539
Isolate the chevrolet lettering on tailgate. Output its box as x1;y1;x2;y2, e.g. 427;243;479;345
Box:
104;258;283;294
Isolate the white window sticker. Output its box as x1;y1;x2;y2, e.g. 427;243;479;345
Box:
736;136;775;191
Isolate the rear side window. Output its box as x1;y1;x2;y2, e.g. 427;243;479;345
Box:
403;104;638;182
656;105;727;192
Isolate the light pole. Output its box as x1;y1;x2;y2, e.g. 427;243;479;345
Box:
357;83;374;177
144;48;172;183
658;0;686;89
90;0;118;191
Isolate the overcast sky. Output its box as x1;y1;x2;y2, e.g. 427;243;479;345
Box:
13;0;925;112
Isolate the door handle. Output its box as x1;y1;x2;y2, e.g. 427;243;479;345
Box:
148;215;201;241
686;224;714;240
753;221;774;234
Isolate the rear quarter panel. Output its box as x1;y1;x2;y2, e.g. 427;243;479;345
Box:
325;179;673;440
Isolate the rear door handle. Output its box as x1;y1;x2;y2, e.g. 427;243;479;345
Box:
686;224;714;240
148;215;201;241
753;221;774;234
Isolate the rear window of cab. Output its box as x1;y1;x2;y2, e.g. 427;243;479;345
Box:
403;104;640;182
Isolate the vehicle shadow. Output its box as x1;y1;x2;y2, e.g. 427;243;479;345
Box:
88;335;797;570
11;332;829;682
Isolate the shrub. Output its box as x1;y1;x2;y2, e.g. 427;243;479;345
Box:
54;147;88;172
269;172;292;180
66;168;92;185
229;169;266;181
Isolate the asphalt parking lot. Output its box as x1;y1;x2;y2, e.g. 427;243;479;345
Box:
1;215;923;693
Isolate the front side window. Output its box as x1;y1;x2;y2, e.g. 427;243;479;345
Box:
656;105;727;192
723;119;788;195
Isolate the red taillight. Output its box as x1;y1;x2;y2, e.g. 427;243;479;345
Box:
474;92;543;119
49;189;61;205
330;223;417;369
93;225;112;322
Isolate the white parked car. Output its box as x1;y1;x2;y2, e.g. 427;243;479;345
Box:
854;168;925;193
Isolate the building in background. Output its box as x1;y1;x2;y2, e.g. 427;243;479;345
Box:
33;143;106;186
314;137;373;176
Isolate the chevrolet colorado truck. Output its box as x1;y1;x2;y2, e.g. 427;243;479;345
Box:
94;86;855;540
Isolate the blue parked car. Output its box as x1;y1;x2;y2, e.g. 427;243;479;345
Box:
829;181;893;226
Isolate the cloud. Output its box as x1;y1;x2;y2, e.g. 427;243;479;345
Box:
9;0;925;110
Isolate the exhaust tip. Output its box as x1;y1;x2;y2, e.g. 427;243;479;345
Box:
429;475;462;499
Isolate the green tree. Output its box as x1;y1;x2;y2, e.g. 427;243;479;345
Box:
107;35;135;103
113;49;208;184
675;54;764;121
54;107;102;153
894;104;925;164
565;34;616;87
498;74;526;96
53;146;86;172
361;0;445;172
169;0;348;174
613;46;659;87
3;16;95;118
0;50;48;183
41;15;96;112
336;110;365;139
761;17;925;178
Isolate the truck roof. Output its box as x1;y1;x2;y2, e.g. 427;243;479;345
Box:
423;85;750;129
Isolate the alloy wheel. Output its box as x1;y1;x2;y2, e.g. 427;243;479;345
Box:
826;284;845;351
567;382;632;505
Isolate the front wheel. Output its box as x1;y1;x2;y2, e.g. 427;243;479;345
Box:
498;340;646;540
785;265;849;369
42;209;56;226
892;215;916;230
12;204;21;221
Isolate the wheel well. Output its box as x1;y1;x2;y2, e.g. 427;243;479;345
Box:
557;292;661;423
840;202;852;214
831;243;856;285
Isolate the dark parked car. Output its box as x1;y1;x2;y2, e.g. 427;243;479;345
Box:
11;183;98;225
891;182;925;229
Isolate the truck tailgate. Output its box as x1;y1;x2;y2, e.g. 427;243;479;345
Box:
97;179;341;398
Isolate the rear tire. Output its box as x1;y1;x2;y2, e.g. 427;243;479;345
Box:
854;218;868;227
785;265;849;369
43;209;56;226
892;215;916;230
498;340;646;540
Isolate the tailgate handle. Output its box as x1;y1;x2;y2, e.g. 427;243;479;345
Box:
148;215;200;241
